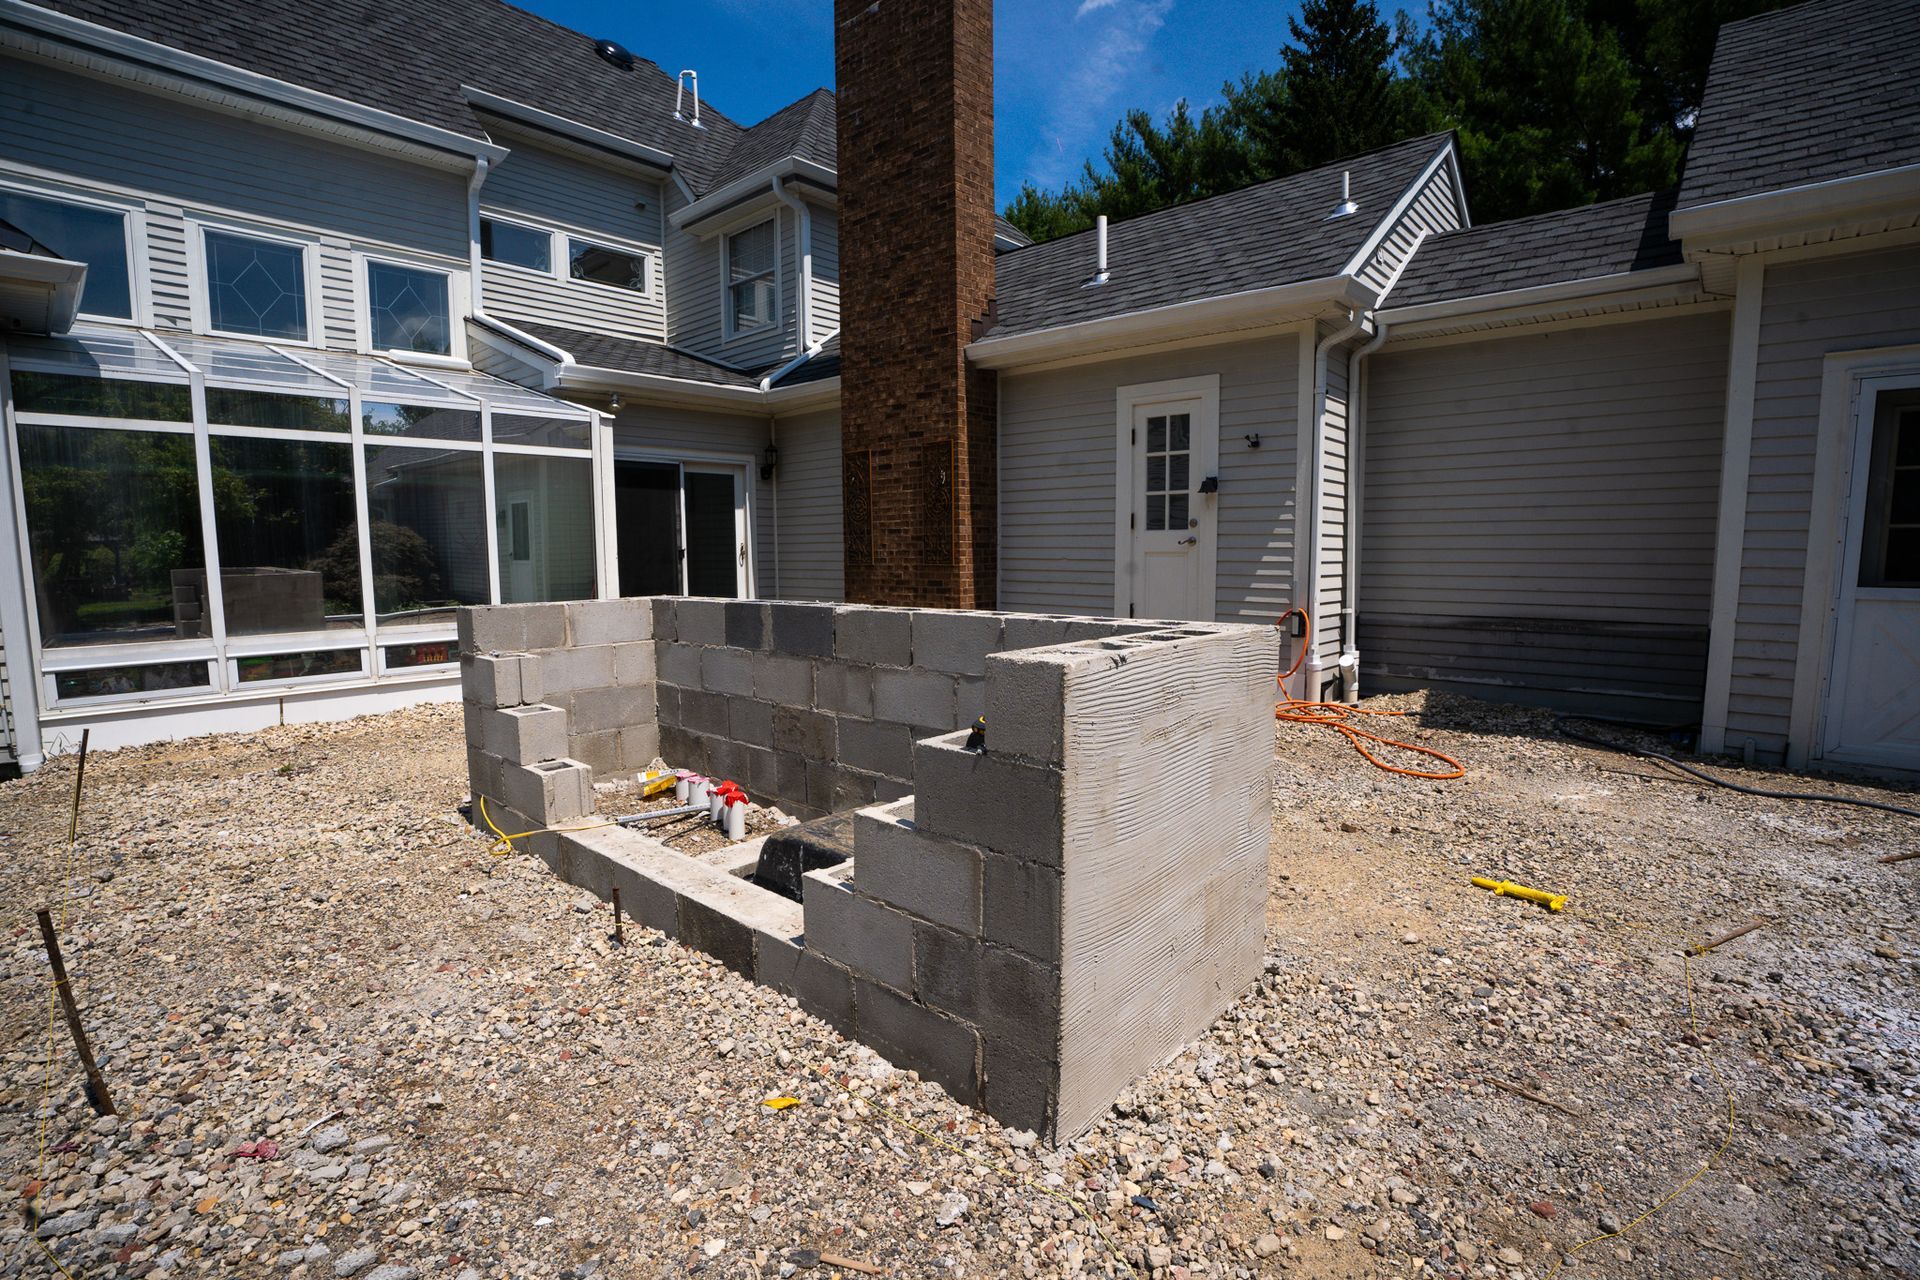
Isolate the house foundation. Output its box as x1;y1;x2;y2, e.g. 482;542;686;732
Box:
459;597;1276;1140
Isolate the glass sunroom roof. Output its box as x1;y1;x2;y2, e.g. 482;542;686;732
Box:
8;327;188;382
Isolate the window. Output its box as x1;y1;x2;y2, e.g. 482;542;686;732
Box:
207;437;361;635
480;218;552;273
494;454;595;602
493;414;590;450
205;388;349;432
11;372;190;421
55;661;210;702
364;443;488;626
362;400;481;443
569;238;647;292
1860;400;1920;588
0;190;134;319
1143;412;1192;532
366;260;451;355
235;648;363;683
385;641;453;670
725;219;776;334
15;424;205;646
204;228;310;340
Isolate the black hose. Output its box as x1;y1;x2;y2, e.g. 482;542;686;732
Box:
1553;716;1920;823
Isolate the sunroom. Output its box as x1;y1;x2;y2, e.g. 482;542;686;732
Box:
0;325;603;751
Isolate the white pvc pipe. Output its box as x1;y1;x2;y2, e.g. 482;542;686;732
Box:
725;799;746;841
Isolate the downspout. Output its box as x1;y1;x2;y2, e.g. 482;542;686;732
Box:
1342;319;1390;703
1304;310;1367;701
767;415;780;598
467;156;490;313
772;176;812;348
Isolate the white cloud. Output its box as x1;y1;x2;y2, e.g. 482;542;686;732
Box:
1074;0;1124;16
1024;0;1175;190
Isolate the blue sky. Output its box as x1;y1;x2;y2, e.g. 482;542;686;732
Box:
520;1;1325;209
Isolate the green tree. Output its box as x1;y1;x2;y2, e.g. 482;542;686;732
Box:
1242;0;1412;177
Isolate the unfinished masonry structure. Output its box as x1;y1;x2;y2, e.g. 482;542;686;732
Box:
460;598;1275;1139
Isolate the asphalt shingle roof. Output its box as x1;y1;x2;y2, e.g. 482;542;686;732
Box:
514;322;762;388
771;335;840;387
985;135;1452;340
706;89;836;189
1387;189;1682;309
1679;0;1920;209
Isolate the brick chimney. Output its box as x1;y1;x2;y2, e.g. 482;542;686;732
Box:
834;0;997;608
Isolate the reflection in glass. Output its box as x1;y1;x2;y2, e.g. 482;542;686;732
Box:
16;424;204;645
55;661;209;701
207;436;361;634
205;388;348;431
385;641;454;669
367;260;451;355
0;191;133;318
204;229;309;339
12;372;190;420
492;414;590;449
364;444;488;626
235;649;362;683
362;401;481;442
493;453;595;602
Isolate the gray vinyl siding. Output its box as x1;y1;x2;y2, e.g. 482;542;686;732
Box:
664;186;801;369
810;204;841;344
611;405;774;595
1362;310;1731;713
1726;244;1920;756
1354;157;1462;296
997;336;1300;620
478;136;666;341
772;409;844;600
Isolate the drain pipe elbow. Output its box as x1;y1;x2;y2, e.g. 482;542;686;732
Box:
1304;309;1367;700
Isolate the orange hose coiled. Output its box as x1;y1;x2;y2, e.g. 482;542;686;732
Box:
1272;608;1466;781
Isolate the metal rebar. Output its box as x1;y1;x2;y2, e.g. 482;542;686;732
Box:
36;908;115;1116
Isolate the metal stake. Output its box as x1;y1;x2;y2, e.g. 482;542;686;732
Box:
611;885;624;947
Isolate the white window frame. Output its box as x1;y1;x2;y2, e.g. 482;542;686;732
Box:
565;234;655;299
721;216;780;343
0;173;149;327
354;250;468;365
188;216;323;347
40;656;218;711
478;214;559;279
226;641;369;692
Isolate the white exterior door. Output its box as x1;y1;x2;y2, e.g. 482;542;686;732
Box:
1117;377;1219;621
1824;387;1920;769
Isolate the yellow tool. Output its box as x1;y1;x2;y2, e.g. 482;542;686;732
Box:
1471;876;1568;912
638;770;675;798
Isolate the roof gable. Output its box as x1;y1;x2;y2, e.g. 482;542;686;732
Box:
707;88;836;189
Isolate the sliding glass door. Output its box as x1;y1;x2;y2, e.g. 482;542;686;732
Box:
613;458;748;598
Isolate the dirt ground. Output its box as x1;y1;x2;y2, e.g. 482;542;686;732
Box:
0;691;1914;1279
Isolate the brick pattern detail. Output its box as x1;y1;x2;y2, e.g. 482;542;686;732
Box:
835;0;998;607
921;439;955;566
844;447;873;568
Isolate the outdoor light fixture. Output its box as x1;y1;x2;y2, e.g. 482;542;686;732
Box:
609;392;622;411
761;442;779;480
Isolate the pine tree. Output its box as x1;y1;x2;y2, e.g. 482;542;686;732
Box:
1241;0;1409;176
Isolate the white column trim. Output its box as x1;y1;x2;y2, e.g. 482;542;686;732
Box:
1698;255;1765;755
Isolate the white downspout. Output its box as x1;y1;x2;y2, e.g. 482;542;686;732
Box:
772;176;812;348
1305;310;1366;701
467;156;490;313
1342;319;1389;703
768;415;780;598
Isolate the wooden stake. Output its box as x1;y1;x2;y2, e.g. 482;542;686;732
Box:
1686;918;1768;956
67;729;90;845
1878;849;1920;865
611;885;624;947
36;908;115;1116
1488;1077;1583;1118
818;1254;882;1276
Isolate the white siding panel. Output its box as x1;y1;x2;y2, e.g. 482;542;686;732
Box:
664;190;801;369
1355;159;1462;296
143;203;192;329
773;409;844;600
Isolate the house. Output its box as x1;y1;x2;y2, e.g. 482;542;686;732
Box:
0;0;1914;776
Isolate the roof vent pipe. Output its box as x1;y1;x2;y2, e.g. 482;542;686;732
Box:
1327;171;1359;220
675;70;703;128
1085;214;1110;287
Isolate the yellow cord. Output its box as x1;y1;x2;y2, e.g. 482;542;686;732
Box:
475;794;622;858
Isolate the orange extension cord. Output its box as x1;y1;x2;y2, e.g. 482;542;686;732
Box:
1273;607;1466;781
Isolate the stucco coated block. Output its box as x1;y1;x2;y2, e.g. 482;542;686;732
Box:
853;801;981;933
725;601;769;650
566;598;651;646
484;703;568;765
753;652;813;704
834;606;912;666
503;757;592;825
700;646;755;696
802;864;914;992
983;651;1068;764
539;644;614;694
770;601;837;657
814;662;874;717
912;733;1063;866
657;642;702;689
873;668;956;729
675;598;727;646
911;610;1002;675
854;978;980;1100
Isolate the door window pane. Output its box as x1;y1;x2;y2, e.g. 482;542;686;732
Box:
1861;403;1920;588
1141;408;1192;532
494;454;595;602
0;190;133;318
205;388;348;431
569;239;648;292
364;444;488;626
615;460;683;596
204;229;309;339
480;219;551;272
16;424;204;646
362;400;481;443
55;661;210;701
367;260;451;355
12;372;190;421
208;436;361;634
684;470;739;597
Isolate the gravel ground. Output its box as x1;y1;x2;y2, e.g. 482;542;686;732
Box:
0;692;1914;1280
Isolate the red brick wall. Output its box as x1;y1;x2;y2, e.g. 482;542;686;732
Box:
835;0;998;608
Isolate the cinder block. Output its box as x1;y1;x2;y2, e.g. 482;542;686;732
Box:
677;895;756;976
979;945;1058;1042
873;668;956;728
660;725;708;773
463;702;485;748
875;776;914;802
657;642;702;689
1061;619;1128;643
912;732;1063;865
655;683;681;725
956;675;985;727
912;921;981;1019
814;662;874;717
982;853;1061;963
503;757;592;824
854;801;981;932
566;684;647;735
465;748;505;802
753;653;813;705
838;718;913;778
649;597;678;642
834;606;912;666
747;743;784;797
983;651;1068;764
461;652;523;708
676;598;727;646
725;601;769;650
618;722;661;771
912;611;1002;676
803;865;913;992
773;751;809;808
854;978;980;1100
770;602;836;657
982;1038;1056;1135
730;697;775;748
705;736;750;786
756;932;804;994
805;759;837;811
678;689;729;736
484;704;568;765
700;646;755;696
833;768;879;811
540;644;615;695
611;642;656;686
772;705;835;759
459;603;567;655
569;728;620;774
1000;616;1074;652
790;952;856;1035
567;598;652;645
518;654;545;704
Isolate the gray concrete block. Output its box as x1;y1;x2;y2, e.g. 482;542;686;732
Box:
700;646;755;697
611;642;656;687
725;601;769;650
461;653;523;708
982;1038;1056;1136
503;757;592;825
676;598;728;646
772;705;835;759
747;743;784;797
983;651;1068;764
1000;616;1074;652
518;654;545;704
660;726;708;774
569;684;652;735
838;717;913;778
912;610;1002;676
753;653;813;705
814;662;874;717
463;701;486;748
705;736;750;787
567;598;651;646
459;603;567;654
756;932;803;994
619;722;661;771
875;776;914;803
770;601;836;657
729;697;775;748
912;921;982;1020
678;689;730;737
979;945;1059;1043
982;853;1061;963
648;597;678;642
569;728;620;775
654;683;681;726
912;733;1063;866
834;606;912;666
805;759;837;811
873;668;956;728
774;751;809;808
854;978;979;1100
833;768;879;811
657;642;702;689
466;748;505;802
484;704;568;765
791;952;856;1035
956;675;985;727
854;802;981;932
677;895;755;976
803;865;913;992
